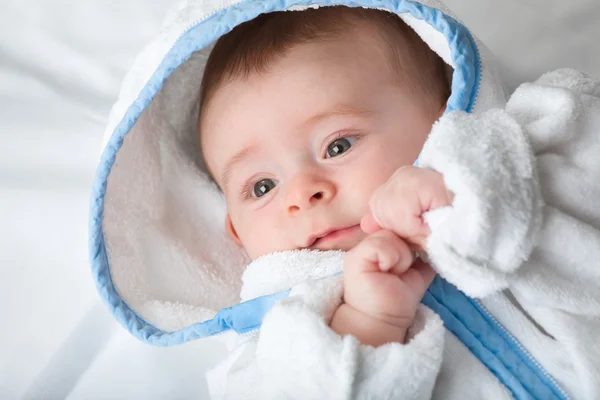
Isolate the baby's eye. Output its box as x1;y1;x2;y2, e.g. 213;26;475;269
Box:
326;137;357;158
252;178;277;198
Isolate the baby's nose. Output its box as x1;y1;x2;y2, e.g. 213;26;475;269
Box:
285;176;335;214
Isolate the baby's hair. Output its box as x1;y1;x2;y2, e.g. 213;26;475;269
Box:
199;6;450;124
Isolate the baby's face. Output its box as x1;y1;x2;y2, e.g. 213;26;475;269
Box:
201;31;442;259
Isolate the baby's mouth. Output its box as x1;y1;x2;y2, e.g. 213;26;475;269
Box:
307;224;362;249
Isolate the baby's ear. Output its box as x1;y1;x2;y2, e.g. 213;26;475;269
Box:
225;215;243;247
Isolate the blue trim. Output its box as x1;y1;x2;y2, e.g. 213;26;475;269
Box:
422;277;567;400
89;0;481;347
467;298;567;399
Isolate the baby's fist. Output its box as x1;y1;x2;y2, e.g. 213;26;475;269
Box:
362;166;453;249
343;230;434;329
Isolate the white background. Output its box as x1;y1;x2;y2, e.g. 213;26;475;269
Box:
1;0;599;398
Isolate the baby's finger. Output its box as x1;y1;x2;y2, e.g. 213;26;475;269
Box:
345;230;410;276
385;238;416;277
360;212;381;234
365;230;413;273
369;185;423;239
399;259;436;299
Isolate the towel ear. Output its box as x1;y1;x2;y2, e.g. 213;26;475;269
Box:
225;214;244;247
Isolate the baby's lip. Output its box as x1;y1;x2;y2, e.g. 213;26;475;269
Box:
306;224;360;248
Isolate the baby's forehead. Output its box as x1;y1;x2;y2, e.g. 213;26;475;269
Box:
200;36;398;154
199;8;413;107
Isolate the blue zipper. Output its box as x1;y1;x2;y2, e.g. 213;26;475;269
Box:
471;298;571;400
422;277;569;400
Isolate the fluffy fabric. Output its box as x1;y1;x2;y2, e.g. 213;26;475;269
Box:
420;108;543;298
103;50;251;330
420;69;600;399
209;250;445;400
257;303;444;400
240;250;344;301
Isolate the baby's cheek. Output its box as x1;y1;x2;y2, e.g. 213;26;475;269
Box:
241;228;269;259
358;165;394;197
240;218;287;259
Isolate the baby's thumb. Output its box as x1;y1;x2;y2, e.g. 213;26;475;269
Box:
360;212;381;234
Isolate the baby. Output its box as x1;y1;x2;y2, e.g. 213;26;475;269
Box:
199;6;450;347
197;5;600;400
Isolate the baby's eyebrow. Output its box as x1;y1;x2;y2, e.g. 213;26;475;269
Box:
222;144;258;190
305;103;373;127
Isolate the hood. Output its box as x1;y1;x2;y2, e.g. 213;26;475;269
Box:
89;0;506;346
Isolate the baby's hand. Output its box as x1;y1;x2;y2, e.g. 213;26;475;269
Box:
330;230;435;346
361;166;453;250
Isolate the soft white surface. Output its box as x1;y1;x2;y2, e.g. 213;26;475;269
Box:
0;1;225;399
0;0;599;398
